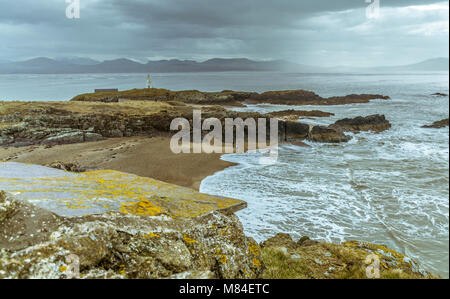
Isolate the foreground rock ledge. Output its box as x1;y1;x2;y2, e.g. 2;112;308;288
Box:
0;191;438;279
0;191;262;279
0;162;245;218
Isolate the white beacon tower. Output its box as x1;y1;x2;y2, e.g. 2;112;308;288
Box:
146;74;154;89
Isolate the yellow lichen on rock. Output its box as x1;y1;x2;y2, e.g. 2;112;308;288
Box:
120;199;164;216
219;255;227;264
183;235;197;244
0;163;246;218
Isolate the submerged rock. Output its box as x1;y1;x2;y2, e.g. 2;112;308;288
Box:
431;93;448;97
330;114;392;133
422;118;449;129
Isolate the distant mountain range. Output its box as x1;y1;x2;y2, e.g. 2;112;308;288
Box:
0;57;447;74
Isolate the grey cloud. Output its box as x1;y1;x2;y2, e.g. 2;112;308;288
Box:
0;0;448;66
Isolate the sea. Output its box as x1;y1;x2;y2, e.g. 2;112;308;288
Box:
0;71;448;277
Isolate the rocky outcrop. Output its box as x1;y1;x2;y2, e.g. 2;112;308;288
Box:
260;233;436;279
422;118;449;129
308;126;351;143
265;109;334;121
46;161;86;172
0;102;345;148
71;89;256;107
0;189;263;279
279;121;310;142
330;114;392;133
70;88;390;107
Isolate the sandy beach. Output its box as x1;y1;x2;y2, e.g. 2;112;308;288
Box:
0;136;236;191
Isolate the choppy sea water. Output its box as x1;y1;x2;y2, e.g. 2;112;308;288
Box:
0;71;448;277
199;72;449;278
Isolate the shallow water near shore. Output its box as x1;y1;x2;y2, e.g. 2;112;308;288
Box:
0;71;448;277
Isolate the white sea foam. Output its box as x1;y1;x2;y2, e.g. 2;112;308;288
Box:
201;73;449;277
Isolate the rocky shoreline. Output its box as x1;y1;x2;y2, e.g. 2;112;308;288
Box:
70;88;391;107
0;88;442;279
0;90;392;148
0;187;436;279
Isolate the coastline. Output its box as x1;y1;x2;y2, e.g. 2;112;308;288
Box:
0;136;236;191
1;87;447;278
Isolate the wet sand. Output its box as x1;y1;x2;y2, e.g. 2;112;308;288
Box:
0;136;236;191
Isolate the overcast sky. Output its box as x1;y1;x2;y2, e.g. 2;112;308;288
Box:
0;0;448;66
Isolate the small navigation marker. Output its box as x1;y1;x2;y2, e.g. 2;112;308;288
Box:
147;74;154;89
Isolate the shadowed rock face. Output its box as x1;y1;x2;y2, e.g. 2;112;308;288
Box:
330;114;392;133
422;118;449;129
308;126;352;143
279;121;311;142
0;191;263;279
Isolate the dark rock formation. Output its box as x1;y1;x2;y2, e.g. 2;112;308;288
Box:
308;126;351;143
279;121;311;142
246;90;323;105
265;109;334;121
330;114;392;133
422;118;449;129
0;102;342;148
325;94;390;105
431;93;448;97
71;88;390;107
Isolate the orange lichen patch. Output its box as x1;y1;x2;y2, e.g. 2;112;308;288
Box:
142;232;161;239
59;266;67;272
248;242;260;256
252;258;262;268
219;255;227;264
0;163;246;218
183;235;197;244
119;200;164;216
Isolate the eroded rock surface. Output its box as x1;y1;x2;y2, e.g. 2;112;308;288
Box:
308;126;352;143
330;114;392;133
260;233;436;279
265;109;335;121
0;191;263;279
71;88;390;106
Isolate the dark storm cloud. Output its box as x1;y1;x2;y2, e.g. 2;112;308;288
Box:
0;0;448;66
